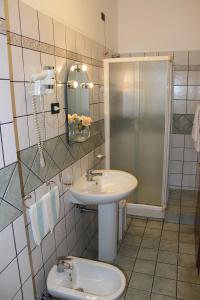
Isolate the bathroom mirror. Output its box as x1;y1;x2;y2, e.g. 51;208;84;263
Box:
67;63;93;142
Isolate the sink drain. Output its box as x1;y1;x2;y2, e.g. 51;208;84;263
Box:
75;288;84;292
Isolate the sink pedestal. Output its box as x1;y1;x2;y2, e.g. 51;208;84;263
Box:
98;203;118;262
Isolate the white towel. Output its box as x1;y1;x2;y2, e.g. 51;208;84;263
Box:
192;105;200;152
29;197;50;246
46;186;60;232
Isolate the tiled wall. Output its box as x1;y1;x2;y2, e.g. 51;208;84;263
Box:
0;0;108;299
120;51;200;191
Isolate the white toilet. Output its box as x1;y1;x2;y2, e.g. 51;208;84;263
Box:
47;256;126;300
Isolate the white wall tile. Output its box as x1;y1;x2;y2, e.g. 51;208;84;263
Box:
0;136;4;168
31;246;43;276
170;147;184;161
11;82;27;117
184;135;194;148
173;86;187;100
0;0;5;18
23;48;41;82
1;123;17;165
28;114;45;146
170;134;184;147
66;27;76;52
7;0;21;34
0;80;13;123
0;258;21;300
10;46;24;81
18;246;31;284
169;174;182;187
189;51;200;65
182;174;196;188
76;32;85;55
55;217;66;247
55;56;67;83
56;238;68;257
0;224;16;272
188;71;200;85
184;148;197;162
173;71;188;85
22;276;35;300
16;116;29;150
13;214;27;254
172;100;186;114
41;232;56;263
53;20;66;49
34;268;46;299
44;252;56;280
187;100;200;114
187;86;200;100
173;51;188;65
38;12;54;45
13;289;23;300
183;162;197;175
45;112;58;139
19;2;39;40
169;161;182;174
67;227;77;253
0;35;9;79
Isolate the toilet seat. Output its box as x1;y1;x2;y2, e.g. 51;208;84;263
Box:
47;256;126;300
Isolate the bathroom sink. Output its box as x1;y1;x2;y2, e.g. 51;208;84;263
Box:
70;169;138;205
47;256;126;300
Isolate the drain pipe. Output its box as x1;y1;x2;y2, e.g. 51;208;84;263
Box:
76;204;97;214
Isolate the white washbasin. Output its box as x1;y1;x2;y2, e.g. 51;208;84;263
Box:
70;169;138;205
47;256;126;300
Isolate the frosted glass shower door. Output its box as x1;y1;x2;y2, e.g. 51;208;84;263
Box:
109;60;169;207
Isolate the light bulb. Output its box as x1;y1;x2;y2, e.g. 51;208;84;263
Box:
88;82;94;89
81;64;87;72
73;80;78;88
70;65;75;72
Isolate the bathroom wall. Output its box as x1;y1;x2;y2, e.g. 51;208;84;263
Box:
22;0;118;51
118;0;200;53
0;0;107;299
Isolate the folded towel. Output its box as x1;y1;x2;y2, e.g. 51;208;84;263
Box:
192;105;200;152
29;197;50;246
46;186;60;232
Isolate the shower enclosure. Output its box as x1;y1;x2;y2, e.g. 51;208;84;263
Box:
104;57;172;218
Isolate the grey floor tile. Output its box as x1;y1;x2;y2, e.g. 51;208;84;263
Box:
134;259;156;275
124;234;142;247
161;230;179;241
163;222;179;232
178;266;200;284
129;272;154;292
150;293;176;300
138;248;158;261
128;225;145;236
179;242;196;255
144;228;162;239
131;218;147;228
155;262;177;280
157;251;178;265
179;232;195;243
179;224;194;233
141;238;160;250
159;240;178;252
146;220;163;230
152;277;176;298
119;245;139;258
178;253;197;267
125;288;151;300
114;255;135;272
177;281;200;300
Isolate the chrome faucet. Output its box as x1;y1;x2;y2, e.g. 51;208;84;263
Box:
86;169;103;181
57;257;73;273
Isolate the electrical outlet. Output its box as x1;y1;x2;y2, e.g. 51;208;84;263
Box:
101;12;105;22
51;103;60;114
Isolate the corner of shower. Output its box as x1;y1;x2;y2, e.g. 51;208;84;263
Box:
104;56;172;219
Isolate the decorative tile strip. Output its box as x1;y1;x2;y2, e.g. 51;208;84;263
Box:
172;114;194;135
55;46;66;58
7;32;22;46
40;41;54;55
0;18;6;34
6;32;103;67
173;65;188;71
189;65;200;71
22;36;40;51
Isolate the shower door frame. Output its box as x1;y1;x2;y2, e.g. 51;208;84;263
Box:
104;56;172;219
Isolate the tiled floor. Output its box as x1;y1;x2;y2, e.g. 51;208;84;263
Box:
82;189;200;300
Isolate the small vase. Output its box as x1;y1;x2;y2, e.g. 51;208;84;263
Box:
75;126;90;142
